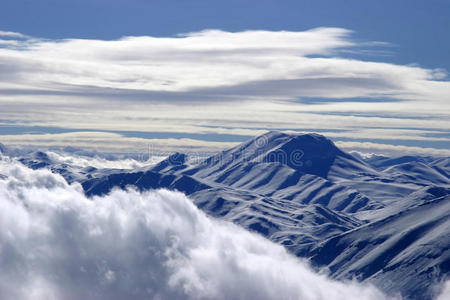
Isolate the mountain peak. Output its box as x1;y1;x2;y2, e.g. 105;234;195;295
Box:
256;132;342;177
151;152;187;172
260;130;331;142
17;151;52;170
203;131;351;178
32;151;51;162
258;131;338;150
0;142;6;154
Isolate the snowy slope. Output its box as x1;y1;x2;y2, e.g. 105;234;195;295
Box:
10;131;450;299
309;194;450;300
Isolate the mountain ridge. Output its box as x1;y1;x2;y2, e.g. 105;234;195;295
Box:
8;131;450;299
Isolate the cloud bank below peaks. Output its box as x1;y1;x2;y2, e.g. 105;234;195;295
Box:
0;159;392;300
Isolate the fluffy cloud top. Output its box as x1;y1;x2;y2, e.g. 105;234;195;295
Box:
0;159;391;300
436;281;450;300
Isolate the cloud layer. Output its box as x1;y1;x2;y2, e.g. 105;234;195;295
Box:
0;28;448;154
0;159;392;300
0;27;446;99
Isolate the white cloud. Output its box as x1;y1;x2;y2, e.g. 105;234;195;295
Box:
0;30;27;38
0;131;238;153
0;159;392;300
1;128;449;156
0;28;448;154
436;281;450;300
0;27;446;100
0;28;356;92
44;151;165;169
336;141;450;157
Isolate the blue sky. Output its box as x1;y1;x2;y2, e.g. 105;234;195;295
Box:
0;0;449;155
2;0;449;70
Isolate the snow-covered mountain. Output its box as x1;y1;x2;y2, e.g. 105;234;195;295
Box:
12;131;450;299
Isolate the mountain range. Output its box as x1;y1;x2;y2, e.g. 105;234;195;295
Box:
7;131;450;300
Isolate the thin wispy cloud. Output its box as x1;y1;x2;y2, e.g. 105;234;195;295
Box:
0;132;239;153
0;30;27;38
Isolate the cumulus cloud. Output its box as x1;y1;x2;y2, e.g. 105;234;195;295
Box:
0;159;391;300
435;281;450;300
